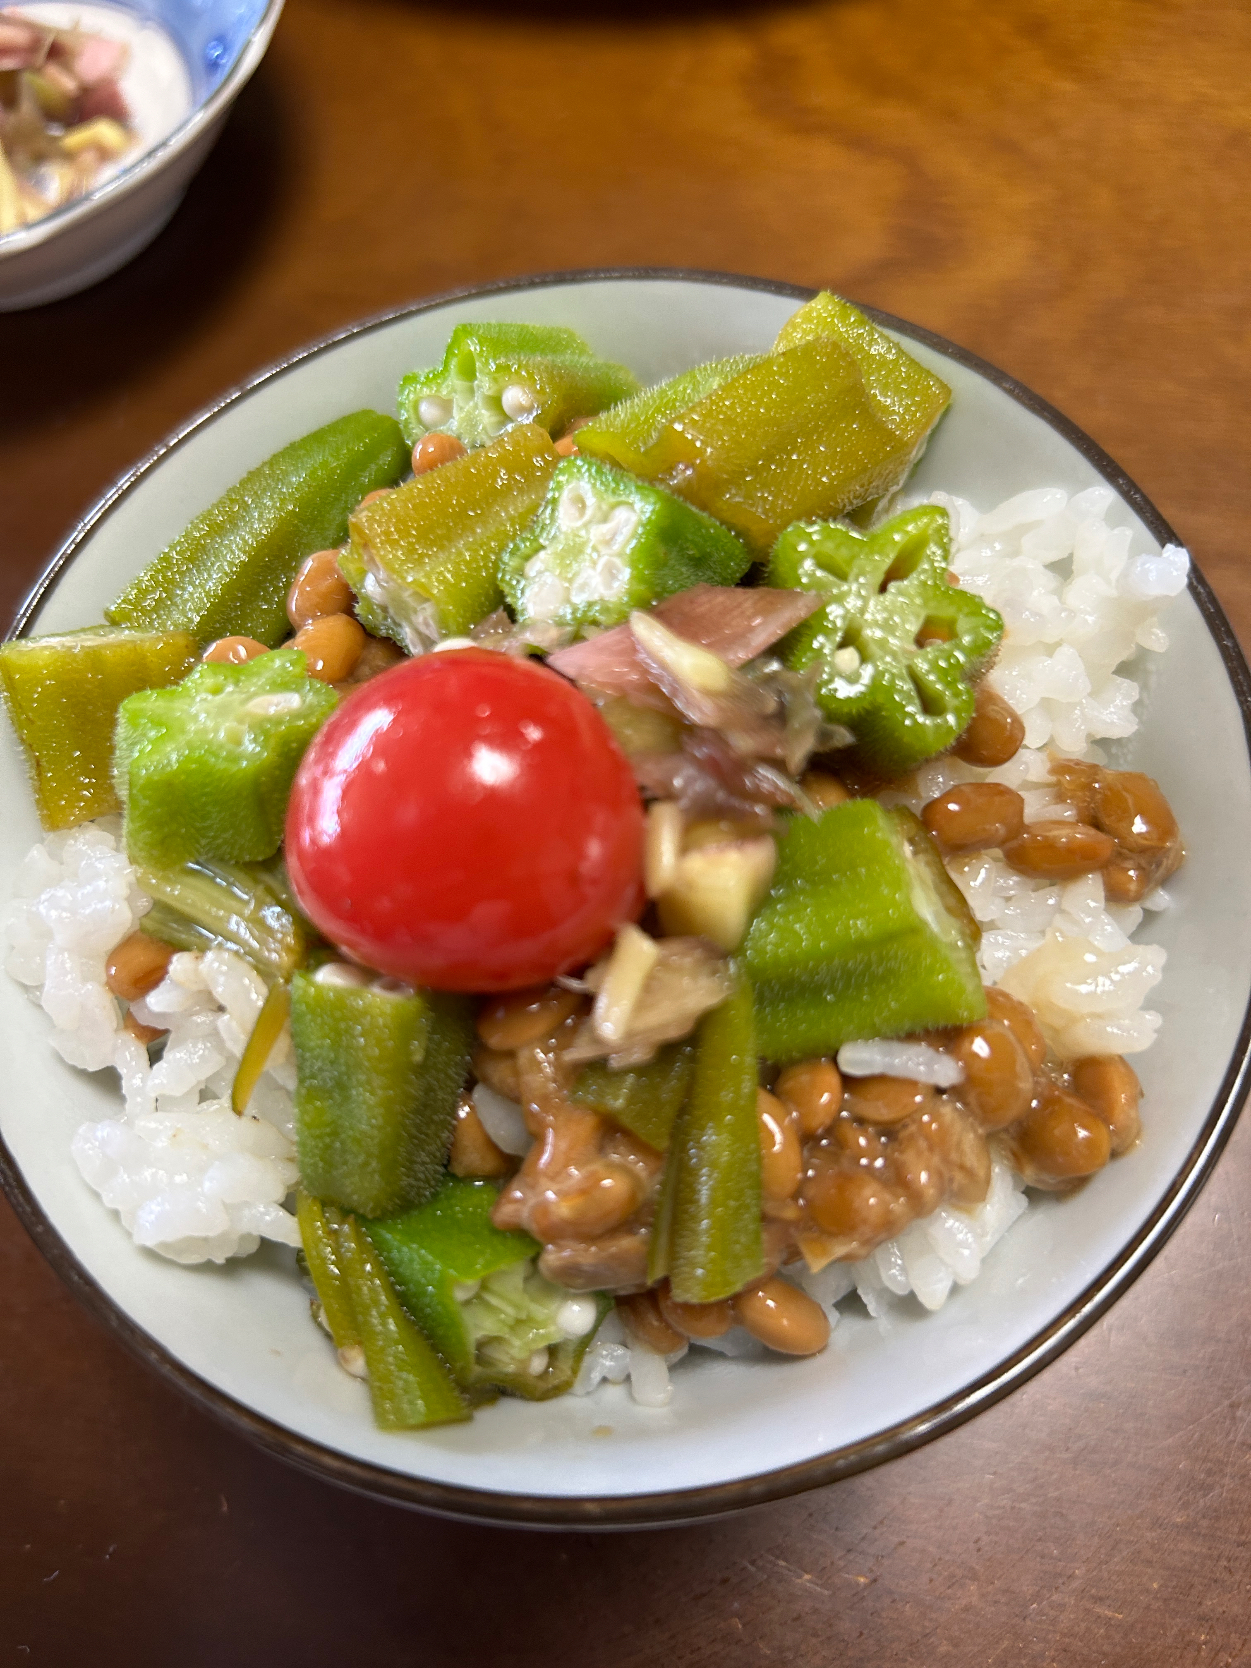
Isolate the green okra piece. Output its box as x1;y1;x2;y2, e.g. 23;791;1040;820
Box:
346;423;560;643
298;1192;470;1431
0;626;199;831
578;296;950;550
773;291;951;461
397;321;639;449
291;971;475;1219
113;649;337;869
498;455;750;637
298;1188;360;1348
743;798;985;1061
649;972;763;1304
573;354;761;478
367;1176;610;1401
570;1042;694;1153
637;340;921;550
767;505;1003;776
137;854;311;982
107;411;409;647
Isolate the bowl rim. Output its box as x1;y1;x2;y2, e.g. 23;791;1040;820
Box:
0;0;286;260
3;265;1250;1529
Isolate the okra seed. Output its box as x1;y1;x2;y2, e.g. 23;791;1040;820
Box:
432;636;476;652
832;646;861;677
312;961;370;987
452;1279;481;1303
558;483;594;530
337;1344;368;1380
501;383;538;421
527;572;570;621
418;395;453;429
242;692;304;718
526;1349;550;1376
556;1297;599;1339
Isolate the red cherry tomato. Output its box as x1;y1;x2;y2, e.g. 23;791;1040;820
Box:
285;649;645;991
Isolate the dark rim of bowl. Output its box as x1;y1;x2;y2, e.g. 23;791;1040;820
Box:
3;266;1249;1531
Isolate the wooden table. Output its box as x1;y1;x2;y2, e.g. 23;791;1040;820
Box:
3;1;1249;1659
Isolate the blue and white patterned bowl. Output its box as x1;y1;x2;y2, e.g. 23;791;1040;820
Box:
0;0;283;310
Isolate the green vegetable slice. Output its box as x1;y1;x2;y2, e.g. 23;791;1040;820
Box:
573;355;761;477
367;1176;610;1401
578;295;950;549
113;648;337;869
774;290;951;461
106;411;409;647
346;423;559;643
0;626;199;830
231;981;290;1113
767;505;1003;776
398;322;639;449
744;798;985;1060
649;972;763;1303
291;972;474;1219
298;1192;470;1430
498;455;750;637
137;855;310;982
570;1043;695;1152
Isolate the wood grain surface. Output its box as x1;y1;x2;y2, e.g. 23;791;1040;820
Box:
2;1;1249;1661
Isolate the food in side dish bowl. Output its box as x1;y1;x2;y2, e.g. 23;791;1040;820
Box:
0;6;139;233
2;294;1191;1424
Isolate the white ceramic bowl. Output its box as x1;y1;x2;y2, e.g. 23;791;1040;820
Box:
0;0;283;311
3;270;1249;1527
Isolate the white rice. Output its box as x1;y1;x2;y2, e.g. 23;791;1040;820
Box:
4;820;300;1263
1;483;1191;1368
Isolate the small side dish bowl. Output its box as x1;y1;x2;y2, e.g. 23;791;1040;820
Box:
3;270;1250;1528
0;0;283;311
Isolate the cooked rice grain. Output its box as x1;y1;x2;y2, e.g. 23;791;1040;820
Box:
5;821;299;1262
